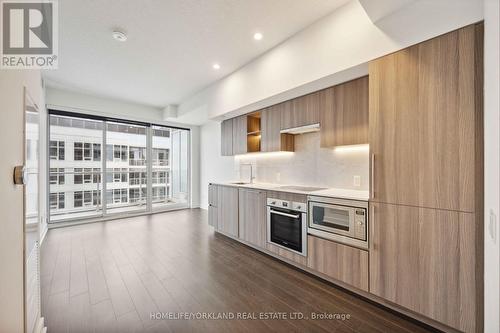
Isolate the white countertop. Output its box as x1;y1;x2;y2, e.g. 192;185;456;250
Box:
210;181;369;201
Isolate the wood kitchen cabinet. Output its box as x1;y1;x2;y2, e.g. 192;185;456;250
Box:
307;235;368;291
232;115;247;155
261;105;294;152
208;184;219;227
281;92;320;130
220;119;233;156
238;189;267;249
369;24;483;212
320;76;369;147
216;186;239;237
369;202;480;333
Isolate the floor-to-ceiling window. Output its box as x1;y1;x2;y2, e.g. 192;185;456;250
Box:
48;112;190;224
151;125;189;210
105;121;148;215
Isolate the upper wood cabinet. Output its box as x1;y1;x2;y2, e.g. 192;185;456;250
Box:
238;189;267;249
232;115;247;155
217;186;239;237
320;76;369;147
220;119;233;156
307;235;368;291
261;105;294;152
369;24;483;212
281;92;320;130
369;202;479;333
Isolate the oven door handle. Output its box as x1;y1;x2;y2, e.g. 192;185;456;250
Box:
270;209;300;219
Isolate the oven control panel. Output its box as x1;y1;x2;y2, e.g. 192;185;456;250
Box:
267;198;307;213
354;209;367;240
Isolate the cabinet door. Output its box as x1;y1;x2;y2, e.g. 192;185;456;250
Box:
208;184;218;207
320;76;369;147
220;119;233;156
217;186;239;237
261;105;294;152
238;189;267;248
369;25;482;212
307;236;368;291
369;202;478;333
232;115;247;155
281;92;320;129
208;205;217;228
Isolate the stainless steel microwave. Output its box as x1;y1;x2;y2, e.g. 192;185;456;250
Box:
308;196;368;249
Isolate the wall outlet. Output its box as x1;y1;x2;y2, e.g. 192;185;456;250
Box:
353;175;361;187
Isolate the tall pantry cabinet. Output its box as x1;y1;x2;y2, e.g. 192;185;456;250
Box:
368;23;483;333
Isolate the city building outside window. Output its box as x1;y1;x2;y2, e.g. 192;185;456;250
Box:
106;144;113;161
49;192;65;210
50;140;65;160
93;143;101;161
74;191;83;207
48;114;188;223
49;168;65;185
74;168;83;184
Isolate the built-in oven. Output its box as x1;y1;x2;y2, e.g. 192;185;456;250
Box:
267;198;307;256
308;196;368;249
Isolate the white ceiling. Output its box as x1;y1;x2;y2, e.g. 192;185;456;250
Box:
43;0;351;109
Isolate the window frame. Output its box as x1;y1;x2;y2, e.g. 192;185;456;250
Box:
48;111;191;224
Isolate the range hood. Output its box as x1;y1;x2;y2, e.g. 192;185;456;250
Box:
280;123;320;135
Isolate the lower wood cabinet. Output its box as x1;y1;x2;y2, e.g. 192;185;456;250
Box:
307;235;368;291
238;189;267;248
369;202;479;333
208;205;217;227
266;243;307;266
208;184;219;227
216;186;239;237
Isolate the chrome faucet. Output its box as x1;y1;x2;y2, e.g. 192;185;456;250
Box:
240;163;255;184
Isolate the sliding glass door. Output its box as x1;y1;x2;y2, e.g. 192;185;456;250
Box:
105;122;148;215
49;115;104;222
151;125;189;210
48;112;190;224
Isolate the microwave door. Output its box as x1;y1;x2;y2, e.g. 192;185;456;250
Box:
310;203;354;237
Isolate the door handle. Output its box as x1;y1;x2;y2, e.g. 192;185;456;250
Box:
13;165;26;185
270;210;300;219
370;153;375;199
370;204;375;248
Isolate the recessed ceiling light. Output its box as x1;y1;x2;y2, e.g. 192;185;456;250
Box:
212;63;221;70
253;32;263;41
112;31;127;42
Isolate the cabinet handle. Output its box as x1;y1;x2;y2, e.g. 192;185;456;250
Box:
371;204;375;246
370;153;375;200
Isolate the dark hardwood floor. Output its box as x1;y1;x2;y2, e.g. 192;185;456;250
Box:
41;209;436;333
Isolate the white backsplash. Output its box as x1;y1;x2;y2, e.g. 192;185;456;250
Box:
235;132;369;190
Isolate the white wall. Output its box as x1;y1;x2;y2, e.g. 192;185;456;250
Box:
0;69;43;333
179;0;483;120
483;0;500;331
45;87;201;208
199;121;237;208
